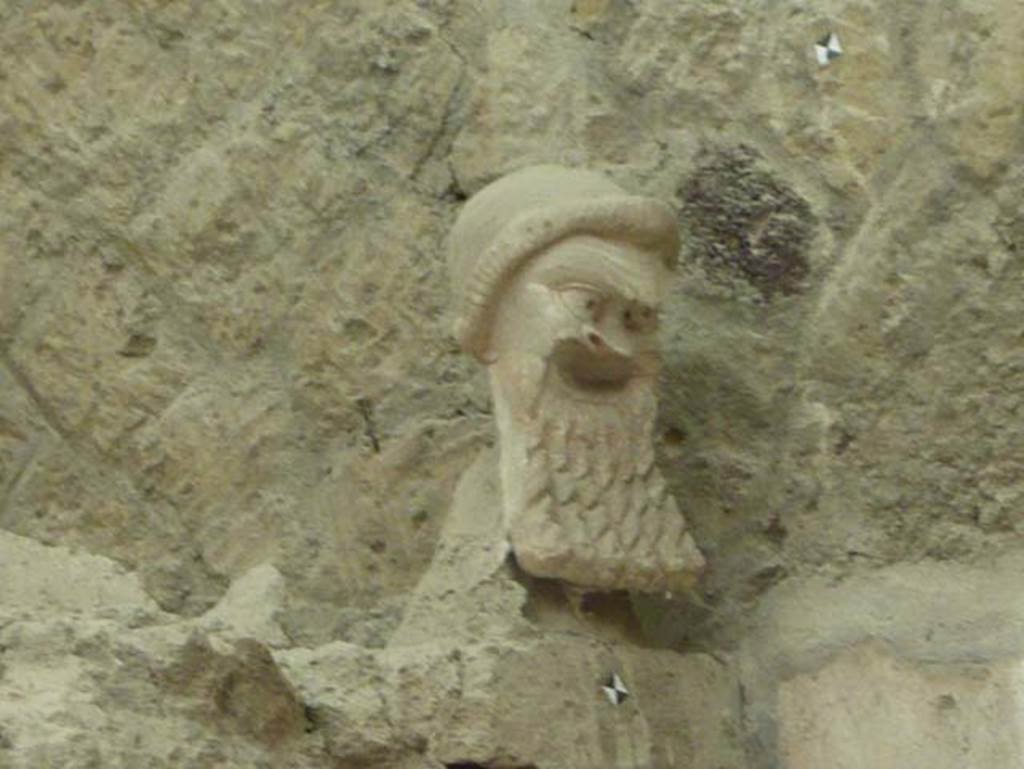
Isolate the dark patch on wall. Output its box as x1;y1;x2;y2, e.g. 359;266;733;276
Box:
119;333;157;358
680;144;815;298
568;0;639;45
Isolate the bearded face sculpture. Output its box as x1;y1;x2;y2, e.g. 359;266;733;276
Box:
449;166;704;593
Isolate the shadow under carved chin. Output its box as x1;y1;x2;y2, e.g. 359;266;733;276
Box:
508;551;705;650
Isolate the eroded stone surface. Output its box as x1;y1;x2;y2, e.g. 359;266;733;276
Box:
0;529;162;621
377;440;743;768
779;644;1024;769
0;534;322;767
738;551;1024;769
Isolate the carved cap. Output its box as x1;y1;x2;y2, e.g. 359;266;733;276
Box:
449;165;680;361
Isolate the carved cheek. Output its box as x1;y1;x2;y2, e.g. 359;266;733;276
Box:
543;296;588;346
496;284;563;355
490;354;548;422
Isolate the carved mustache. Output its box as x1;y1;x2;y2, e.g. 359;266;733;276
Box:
550;333;659;387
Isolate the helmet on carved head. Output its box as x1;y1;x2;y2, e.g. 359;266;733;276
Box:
448;165;680;362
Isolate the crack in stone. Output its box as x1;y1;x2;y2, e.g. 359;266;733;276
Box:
0;351;68;442
410;55;469;183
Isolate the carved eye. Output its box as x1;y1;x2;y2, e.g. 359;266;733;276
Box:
623;303;658;332
558;287;605;322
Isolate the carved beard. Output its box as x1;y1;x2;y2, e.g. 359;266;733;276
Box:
494;352;704;593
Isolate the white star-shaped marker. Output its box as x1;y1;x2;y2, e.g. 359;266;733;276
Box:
602;673;629;705
815;32;842;66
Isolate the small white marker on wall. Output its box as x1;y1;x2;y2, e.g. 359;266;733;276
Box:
602;673;629;705
815;32;842;66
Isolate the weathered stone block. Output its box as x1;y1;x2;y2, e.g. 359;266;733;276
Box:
779;644;1024;769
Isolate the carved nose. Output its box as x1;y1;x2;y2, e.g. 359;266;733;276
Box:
583;327;632;358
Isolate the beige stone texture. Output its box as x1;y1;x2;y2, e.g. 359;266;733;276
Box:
277;635;743;769
0;530;321;767
737;551;1024;769
0;529;162;620
0;0;1021;766
275;459;743;768
779;644;1024;769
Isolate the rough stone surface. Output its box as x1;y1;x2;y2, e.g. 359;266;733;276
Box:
737;551;1024;768
1;0;1021;766
778;644;1024;769
0;530;322;767
275;452;744;769
0;530;162;620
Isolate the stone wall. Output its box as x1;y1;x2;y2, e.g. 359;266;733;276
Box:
0;1;1021;766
